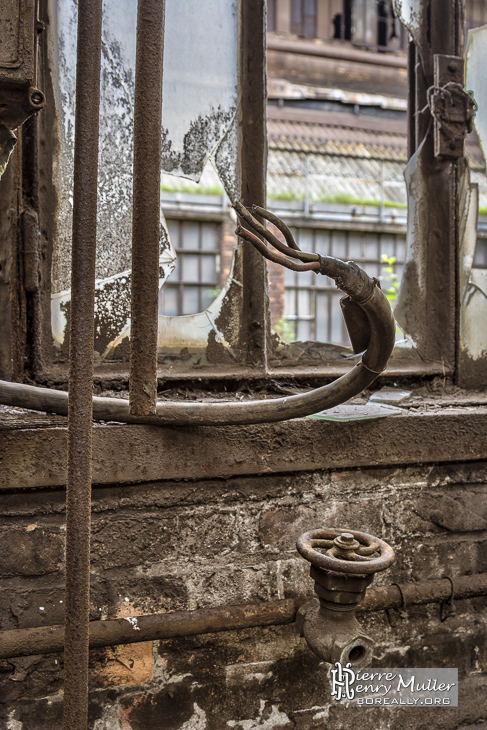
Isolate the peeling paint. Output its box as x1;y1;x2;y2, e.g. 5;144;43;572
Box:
6;711;23;730
179;703;207;730
48;0;240;357
226;660;275;685
125;617;140;631
226;701;292;730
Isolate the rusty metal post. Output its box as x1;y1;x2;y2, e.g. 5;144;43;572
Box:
129;0;165;416
396;0;466;370
407;40;416;159
239;0;269;369
64;1;102;728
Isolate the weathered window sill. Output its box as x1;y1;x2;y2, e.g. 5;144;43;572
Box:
2;400;487;490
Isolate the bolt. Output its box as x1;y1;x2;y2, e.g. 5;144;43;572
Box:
334;532;360;553
448;62;457;72
30;91;44;106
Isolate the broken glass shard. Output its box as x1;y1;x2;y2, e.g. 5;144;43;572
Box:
161;0;239;185
466;24;487;167
49;0;240;354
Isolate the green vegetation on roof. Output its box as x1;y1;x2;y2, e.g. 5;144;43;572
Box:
267;191;408;208
317;193;407;208
160;182;224;196
267;190;304;202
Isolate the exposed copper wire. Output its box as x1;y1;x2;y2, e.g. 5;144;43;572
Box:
251;204;300;251
235;225;321;272
234;201;319;263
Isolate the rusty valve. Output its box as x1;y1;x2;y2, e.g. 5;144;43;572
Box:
296;528;395;667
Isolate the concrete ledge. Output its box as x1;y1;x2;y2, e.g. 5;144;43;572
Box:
2;406;487;489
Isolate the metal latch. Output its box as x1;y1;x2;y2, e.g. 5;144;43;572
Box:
429;54;477;158
0;0;46;176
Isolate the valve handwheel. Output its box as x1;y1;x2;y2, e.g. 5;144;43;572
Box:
297;527;395;575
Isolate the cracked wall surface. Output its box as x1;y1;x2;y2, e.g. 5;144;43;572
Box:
1;459;487;729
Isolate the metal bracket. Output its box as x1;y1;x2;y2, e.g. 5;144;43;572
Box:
386;582;408;627
440;576;456;622
0;0;45;172
429;54;476;159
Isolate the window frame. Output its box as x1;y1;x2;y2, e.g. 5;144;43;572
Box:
1;0;486;389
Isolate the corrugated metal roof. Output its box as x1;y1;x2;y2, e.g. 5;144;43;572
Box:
160;104;487;209
266;105;487;206
268;148;407;204
269;121;407;160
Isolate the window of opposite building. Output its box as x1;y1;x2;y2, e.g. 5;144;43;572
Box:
159;220;222;317
291;0;317;37
268;0;407;50
283;227;406;344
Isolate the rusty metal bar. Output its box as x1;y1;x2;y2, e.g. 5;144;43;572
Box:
129;0;165;416
1;574;486;660
407;40;416;159
240;0;268;369
64;1;102;728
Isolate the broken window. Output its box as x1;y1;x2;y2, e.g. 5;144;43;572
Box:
1;0;487;388
44;0;244;373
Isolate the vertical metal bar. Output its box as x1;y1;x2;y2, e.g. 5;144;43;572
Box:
240;0;269;369
63;1;102;728
129;0;165;416
407;40;416;158
0;138;22;381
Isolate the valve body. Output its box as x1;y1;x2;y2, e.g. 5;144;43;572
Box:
296;528;395;667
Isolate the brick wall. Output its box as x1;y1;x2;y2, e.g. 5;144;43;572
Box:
1;460;487;729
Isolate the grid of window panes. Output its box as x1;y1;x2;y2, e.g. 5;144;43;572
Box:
283;227;406;344
291;0;317;38
159;220;221;316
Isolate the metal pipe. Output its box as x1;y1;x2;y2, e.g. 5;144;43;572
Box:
64;1;102;728
1;574;485;660
129;0;165;416
0;259;396;425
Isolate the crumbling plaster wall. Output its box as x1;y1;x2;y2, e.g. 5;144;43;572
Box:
1;444;487;730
